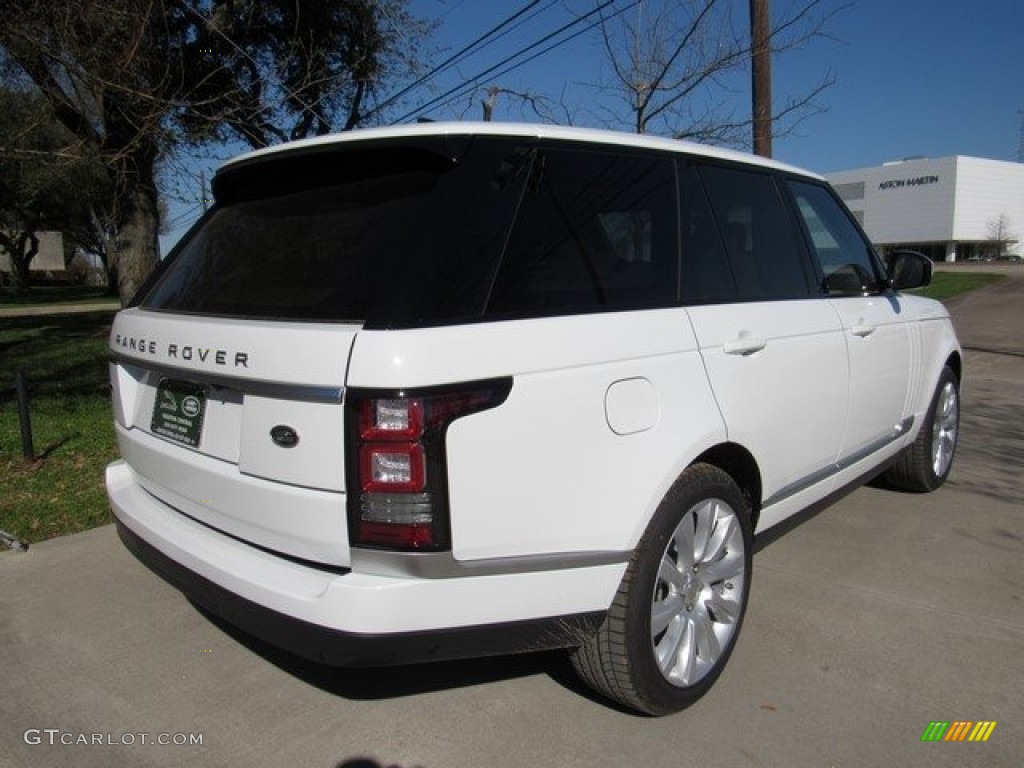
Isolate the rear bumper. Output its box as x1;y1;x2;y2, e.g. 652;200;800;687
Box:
107;460;618;666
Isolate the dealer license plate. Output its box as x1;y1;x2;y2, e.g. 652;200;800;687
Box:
151;379;207;448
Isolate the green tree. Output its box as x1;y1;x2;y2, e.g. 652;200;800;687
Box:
0;89;111;293
0;0;430;304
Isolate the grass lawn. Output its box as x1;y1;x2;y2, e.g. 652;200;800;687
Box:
912;270;1005;301
1;311;118;545
1;284;118;307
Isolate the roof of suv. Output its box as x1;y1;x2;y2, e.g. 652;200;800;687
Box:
218;121;822;181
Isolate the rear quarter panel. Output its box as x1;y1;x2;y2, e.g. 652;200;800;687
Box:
346;310;726;561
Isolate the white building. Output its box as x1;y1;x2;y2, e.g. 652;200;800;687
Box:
0;230;65;274
826;156;1024;261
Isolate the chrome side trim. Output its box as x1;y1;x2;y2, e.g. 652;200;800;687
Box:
110;353;344;403
762;464;837;508
351;548;631;580
837;416;916;471
763;416;915;508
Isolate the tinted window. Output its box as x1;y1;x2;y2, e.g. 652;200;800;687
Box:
141;139;529;326
679;165;736;303
699;166;812;300
485;148;678;317
787;180;884;295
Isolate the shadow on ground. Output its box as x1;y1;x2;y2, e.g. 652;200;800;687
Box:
191;601;625;712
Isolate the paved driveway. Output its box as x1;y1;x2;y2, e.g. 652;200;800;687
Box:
2;277;1022;768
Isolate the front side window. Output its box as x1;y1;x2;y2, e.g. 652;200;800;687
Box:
485;147;678;317
699;165;813;301
787;180;884;296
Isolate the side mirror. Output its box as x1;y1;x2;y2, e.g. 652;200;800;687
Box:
887;250;933;291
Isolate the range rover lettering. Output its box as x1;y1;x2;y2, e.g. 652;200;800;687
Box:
107;123;961;715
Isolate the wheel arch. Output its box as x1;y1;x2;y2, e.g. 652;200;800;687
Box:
692;442;763;531
945;350;963;384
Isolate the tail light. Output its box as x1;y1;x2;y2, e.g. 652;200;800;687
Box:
346;380;512;551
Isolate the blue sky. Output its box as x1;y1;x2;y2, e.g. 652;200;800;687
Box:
405;0;1023;170
161;0;1024;250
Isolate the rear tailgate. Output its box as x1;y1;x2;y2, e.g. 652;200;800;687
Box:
109;308;357;566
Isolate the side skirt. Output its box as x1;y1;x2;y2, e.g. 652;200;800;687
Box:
752;447;908;554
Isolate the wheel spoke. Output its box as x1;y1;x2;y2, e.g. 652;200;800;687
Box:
672;618;699;683
704;589;741;624
943;388;957;421
701;509;736;565
693;609;721;665
651;592;685;636
675;622;700;684
655;614;689;677
657;552;687;592
691;500;713;562
672;517;696;573
699;549;743;585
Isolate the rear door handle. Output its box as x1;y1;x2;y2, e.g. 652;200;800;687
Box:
723;336;767;356
851;324;876;338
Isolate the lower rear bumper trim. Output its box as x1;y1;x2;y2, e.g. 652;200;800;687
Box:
116;520;605;667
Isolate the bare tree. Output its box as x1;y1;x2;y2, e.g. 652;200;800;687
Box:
986;214;1018;259
479;86;559;122
593;0;842;144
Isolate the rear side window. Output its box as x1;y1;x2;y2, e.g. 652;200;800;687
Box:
787;180;884;295
679;164;736;304
485;148;678;317
699;166;813;300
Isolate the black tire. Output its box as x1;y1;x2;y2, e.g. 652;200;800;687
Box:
883;365;959;493
571;463;753;715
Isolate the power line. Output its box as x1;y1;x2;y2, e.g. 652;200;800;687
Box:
395;0;639;124
468;0;563;56
393;0;625;123
369;1;551;119
164;203;205;231
464;1;640;101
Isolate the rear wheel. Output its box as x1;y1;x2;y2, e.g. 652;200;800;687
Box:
883;365;959;492
571;464;752;715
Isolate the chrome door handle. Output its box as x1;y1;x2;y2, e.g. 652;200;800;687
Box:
723;336;767;356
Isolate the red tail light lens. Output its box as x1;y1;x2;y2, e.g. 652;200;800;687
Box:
359;441;425;492
346;380;512;551
360;397;424;440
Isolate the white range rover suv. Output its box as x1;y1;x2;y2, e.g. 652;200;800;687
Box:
107;123;961;715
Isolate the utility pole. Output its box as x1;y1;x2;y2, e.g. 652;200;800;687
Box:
750;0;772;157
1017;108;1023;163
482;87;499;122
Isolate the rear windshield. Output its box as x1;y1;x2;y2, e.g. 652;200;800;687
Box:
141;136;680;327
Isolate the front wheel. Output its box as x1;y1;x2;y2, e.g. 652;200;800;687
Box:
571;464;752;715
883;365;960;492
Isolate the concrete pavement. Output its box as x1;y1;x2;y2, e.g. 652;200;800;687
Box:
2;275;1022;768
940;263;1024;356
